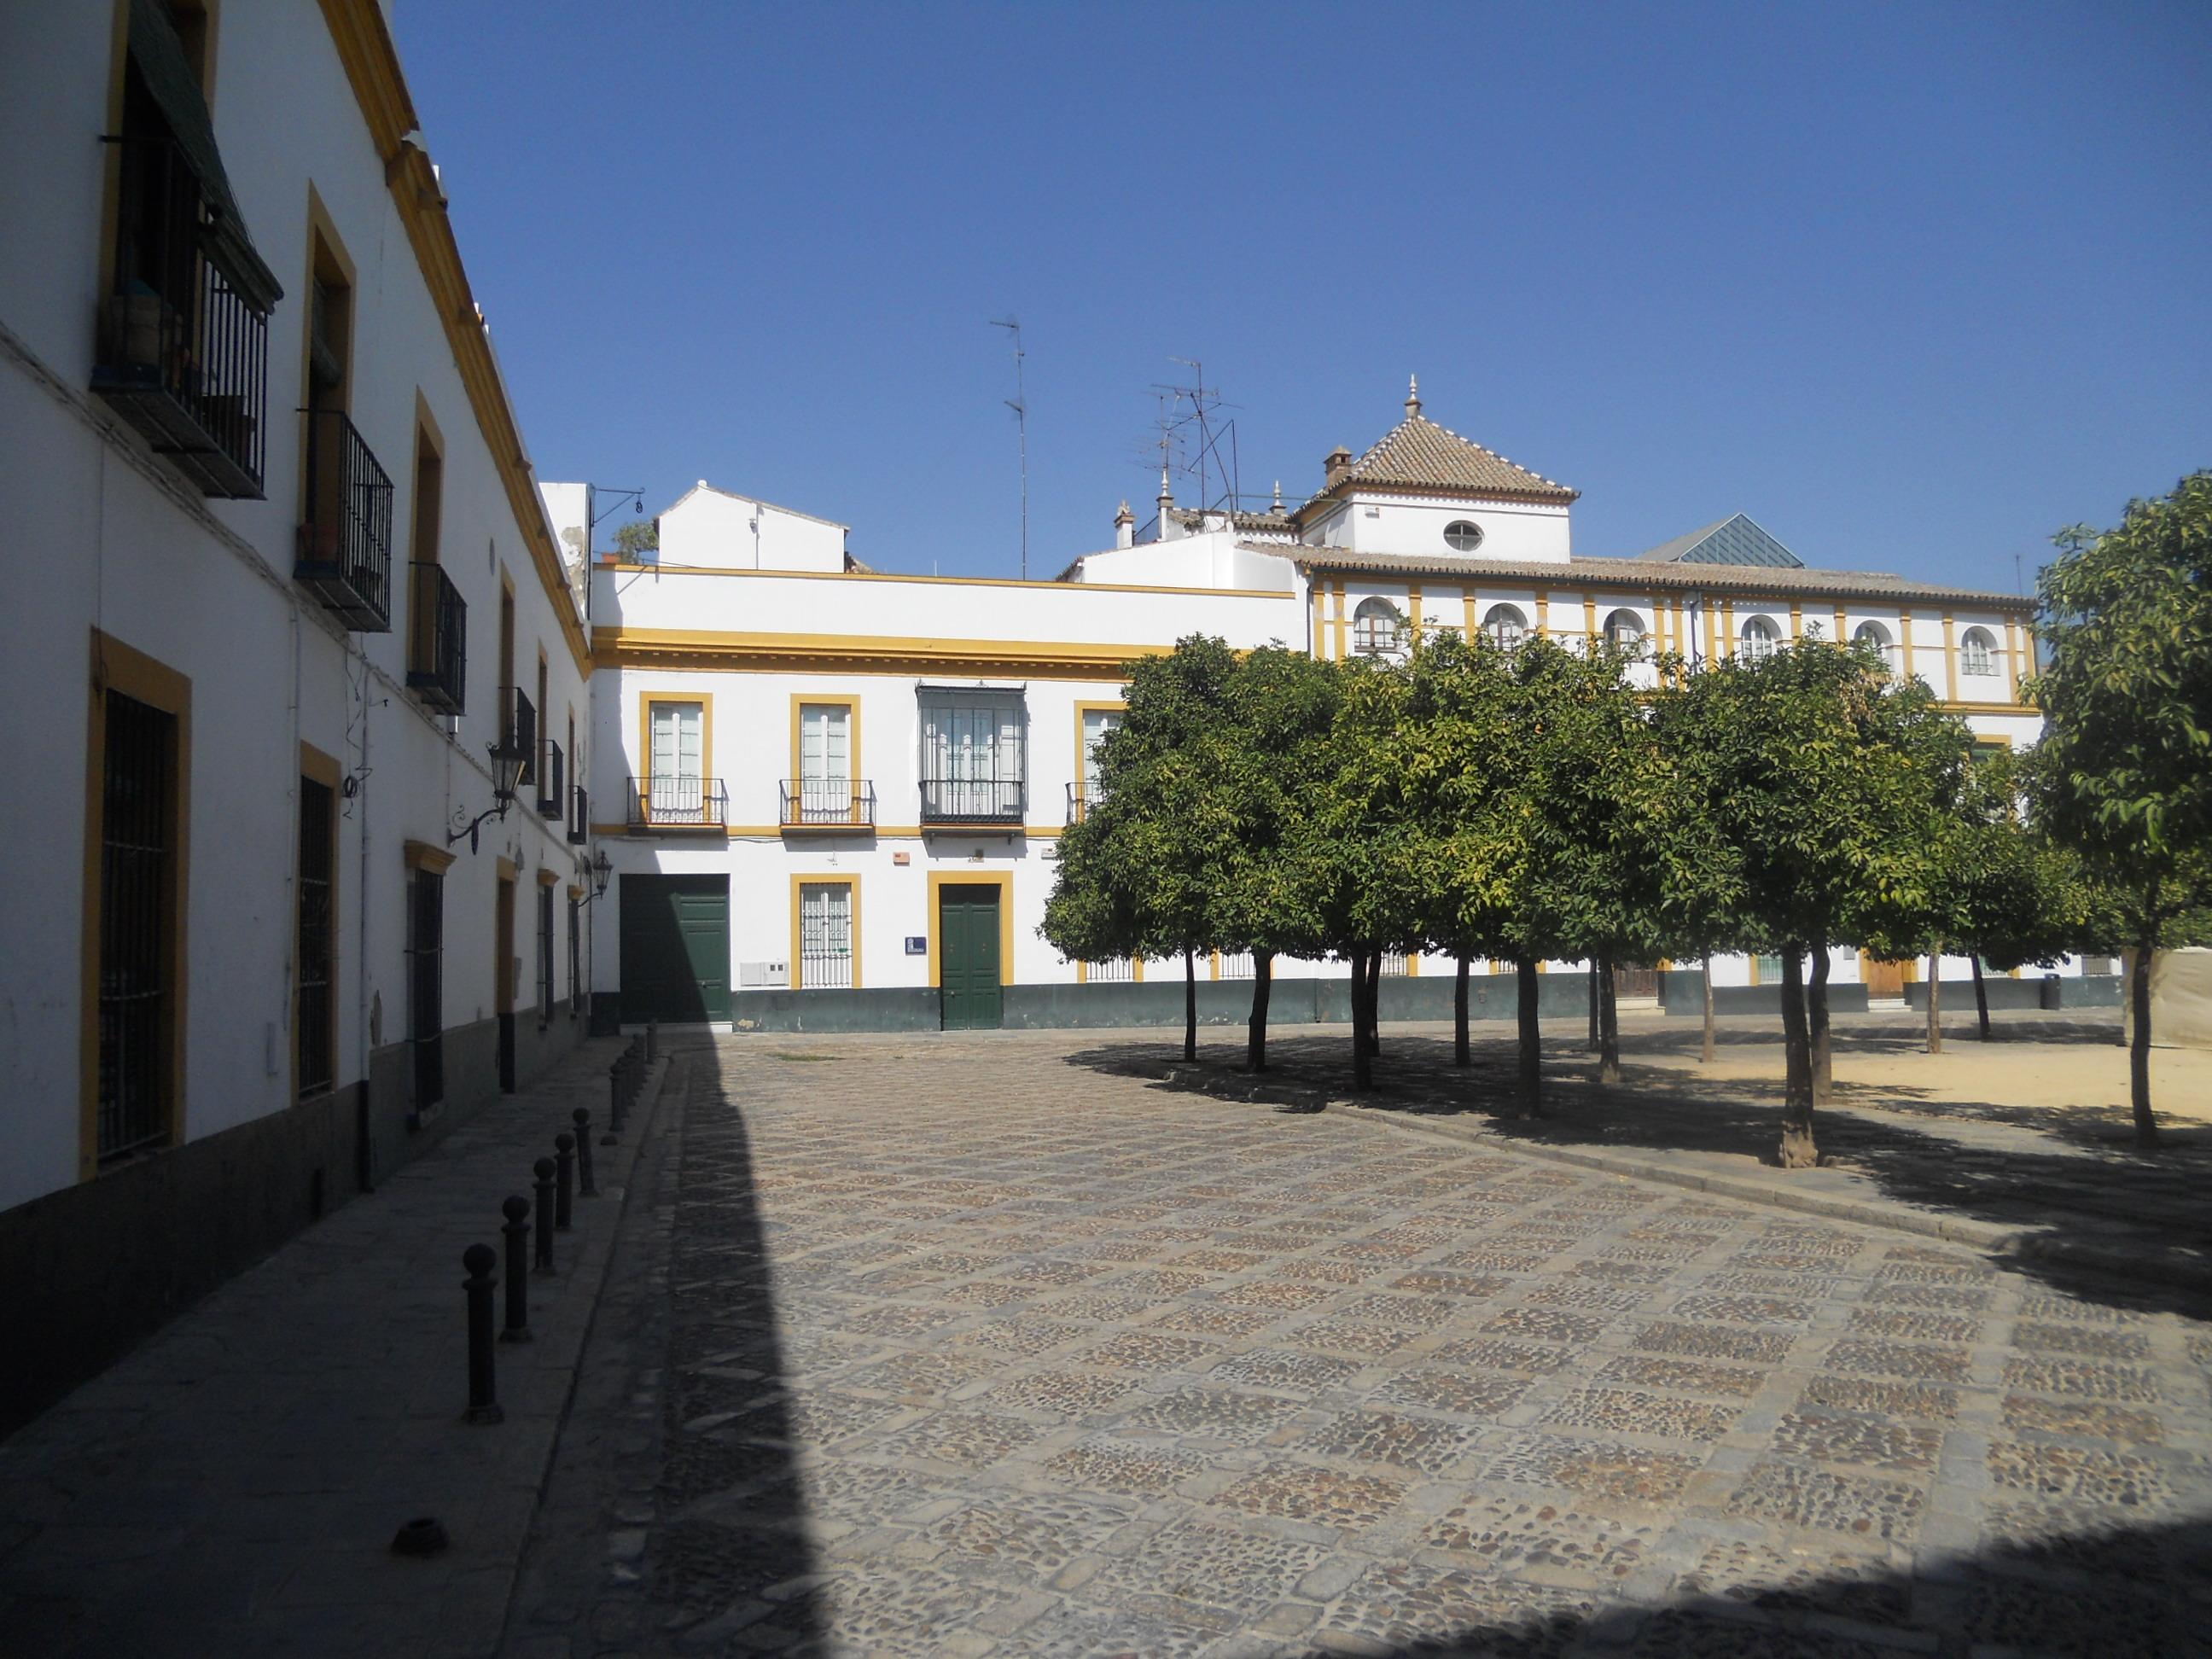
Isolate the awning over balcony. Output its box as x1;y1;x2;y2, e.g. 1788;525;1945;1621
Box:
127;0;282;312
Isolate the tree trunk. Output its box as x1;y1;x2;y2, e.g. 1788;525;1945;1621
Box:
1777;943;1817;1167
1453;955;1470;1067
1700;948;1715;1065
1350;951;1372;1091
1365;950;1382;1060
1925;944;1943;1055
1597;954;1621;1085
1248;951;1273;1072
1971;953;1990;1041
2131;936;2158;1149
1808;943;1832;1106
1515;956;1542;1114
1183;947;1198;1062
1586;961;1600;1049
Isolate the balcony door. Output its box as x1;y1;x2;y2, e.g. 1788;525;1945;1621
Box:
1080;707;1122;804
648;699;704;822
922;695;1024;821
797;701;851;824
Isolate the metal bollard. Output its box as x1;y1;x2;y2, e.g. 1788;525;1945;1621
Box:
555;1132;575;1231
463;1243;504;1425
573;1108;597;1196
602;1066;622;1145
500;1196;532;1342
533;1158;557;1274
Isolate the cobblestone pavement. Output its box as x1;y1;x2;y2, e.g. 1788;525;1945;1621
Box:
524;1031;2212;1658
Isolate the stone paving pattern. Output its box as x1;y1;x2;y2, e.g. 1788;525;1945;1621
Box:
517;1033;2212;1656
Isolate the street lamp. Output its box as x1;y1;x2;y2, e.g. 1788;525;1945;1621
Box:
448;734;532;853
583;846;613;901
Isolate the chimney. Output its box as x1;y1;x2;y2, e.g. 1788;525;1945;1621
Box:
1114;500;1134;550
1324;445;1352;488
1156;466;1179;541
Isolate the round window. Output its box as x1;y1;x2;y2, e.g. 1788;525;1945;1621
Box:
1443;520;1483;552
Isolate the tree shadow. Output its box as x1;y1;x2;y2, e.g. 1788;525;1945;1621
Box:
1275;1512;2212;1656
640;1037;824;1646
1062;1029;2212;1318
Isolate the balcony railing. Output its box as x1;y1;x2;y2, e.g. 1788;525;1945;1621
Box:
539;740;564;818
628;775;729;830
91;139;271;499
294;409;393;631
406;562;466;714
921;777;1027;826
502;687;537;787
568;784;589;845
1066;783;1108;825
780;777;876;830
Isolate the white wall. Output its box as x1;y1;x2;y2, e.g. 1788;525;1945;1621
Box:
1307;494;1574;562
655;484;847;573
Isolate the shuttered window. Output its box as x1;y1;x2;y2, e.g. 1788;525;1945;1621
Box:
649;700;703;780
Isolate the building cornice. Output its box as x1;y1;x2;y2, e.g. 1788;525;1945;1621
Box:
593;627;1174;681
602;562;1294;600
317;0;590;678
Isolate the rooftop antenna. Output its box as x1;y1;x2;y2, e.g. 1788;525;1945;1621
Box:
989;317;1027;579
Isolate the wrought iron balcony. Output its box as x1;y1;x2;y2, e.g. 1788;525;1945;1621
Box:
780;777;876;831
1065;783;1103;825
539;739;564;818
92;139;272;498
501;687;537;788
406;562;466;714
567;784;589;845
294;409;393;631
921;777;1027;827
628;775;728;831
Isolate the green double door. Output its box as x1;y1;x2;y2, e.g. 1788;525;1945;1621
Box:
619;874;731;1023
938;884;1003;1029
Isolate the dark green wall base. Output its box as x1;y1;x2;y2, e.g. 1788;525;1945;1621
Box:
1901;974;2112;1011
1657;972;1871;1017
3;1008;583;1441
733;987;946;1033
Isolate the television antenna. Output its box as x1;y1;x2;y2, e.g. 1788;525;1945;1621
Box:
988;317;1027;578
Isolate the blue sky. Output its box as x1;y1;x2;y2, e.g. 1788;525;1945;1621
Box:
395;2;2209;593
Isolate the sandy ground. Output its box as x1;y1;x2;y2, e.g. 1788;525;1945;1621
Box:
1618;1007;2212;1129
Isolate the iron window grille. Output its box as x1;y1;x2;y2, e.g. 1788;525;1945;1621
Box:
406;562;466;713
627;775;729;830
1217;952;1254;979
568;783;589;845
1085;958;1136;983
1380;952;1411;977
297;775;335;1097
797;882;855;989
501;687;537;789
567;896;583;1017
919;694;1026;826
407;868;445;1115
539;739;564;818
779;777;876;830
536;882;555;1024
294;409;393;631
920;777;1027;824
97;689;178;1163
91;134;271;499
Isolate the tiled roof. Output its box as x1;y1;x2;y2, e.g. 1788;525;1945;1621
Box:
1169;506;1296;534
1317;414;1578;505
1276;546;2032;611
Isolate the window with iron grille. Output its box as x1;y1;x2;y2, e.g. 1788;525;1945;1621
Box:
1379;952;1410;977
1084;958;1135;983
798;881;854;988
568;895;582;1016
407;868;444;1111
536;882;555;1022
296;774;335;1097
919;693;1026;820
97;690;178;1163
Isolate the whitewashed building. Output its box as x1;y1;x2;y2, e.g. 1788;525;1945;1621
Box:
0;0;594;1427
568;381;2064;1034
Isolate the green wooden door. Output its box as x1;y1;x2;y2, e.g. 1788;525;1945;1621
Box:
938;884;1003;1029
619;874;731;1023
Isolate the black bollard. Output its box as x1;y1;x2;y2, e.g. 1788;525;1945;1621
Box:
463;1243;504;1424
555;1132;575;1231
499;1196;532;1342
602;1065;621;1145
573;1108;597;1196
533;1157;557;1274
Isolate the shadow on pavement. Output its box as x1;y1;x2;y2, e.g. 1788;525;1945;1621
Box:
646;1040;823;1645
1062;1027;2212;1320
1278;1512;2212;1656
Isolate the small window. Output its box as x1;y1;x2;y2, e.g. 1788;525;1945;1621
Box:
1352;597;1405;656
536;882;555;1023
1603;608;1645;653
1739;616;1779;661
1852;620;1891;653
799;881;855;988
1443;520;1484;552
407;868;445;1112
1960;626;1997;677
1481;603;1528;649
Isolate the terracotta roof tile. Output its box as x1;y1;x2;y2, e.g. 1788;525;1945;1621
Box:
1322;414;1578;504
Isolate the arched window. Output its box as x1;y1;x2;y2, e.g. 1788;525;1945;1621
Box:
1852;620;1891;653
1738;616;1779;661
1481;603;1528;649
1602;608;1645;654
1443;519;1484;552
1352;597;1405;656
1960;626;1997;677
